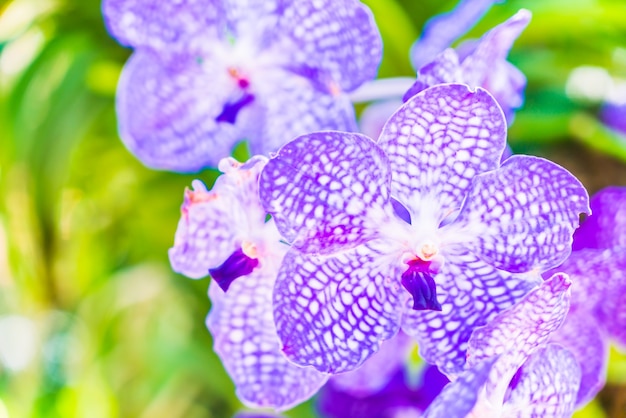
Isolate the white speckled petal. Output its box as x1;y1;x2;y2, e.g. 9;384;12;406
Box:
259;132;393;255
378;83;506;223
423;357;497;418
273;242;403;373
550;310;609;407
169;157;267;278
207;266;328;410
455;155;590;273
102;0;221;50
403;49;462;101
330;332;413;396
503;344;581;418
401;250;540;377
274;0;382;92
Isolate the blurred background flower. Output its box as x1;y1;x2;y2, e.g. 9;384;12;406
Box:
0;0;625;417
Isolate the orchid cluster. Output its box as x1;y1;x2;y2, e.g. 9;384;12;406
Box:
103;0;626;417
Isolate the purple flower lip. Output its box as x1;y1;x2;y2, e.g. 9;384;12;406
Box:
208;247;259;291
216;92;255;124
401;258;442;311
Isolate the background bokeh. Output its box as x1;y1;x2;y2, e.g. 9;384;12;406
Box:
0;0;625;417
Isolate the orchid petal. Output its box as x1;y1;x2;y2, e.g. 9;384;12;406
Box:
573;186;626;250
378;84;506;224
273;242;403;373
259;132;393;255
503;344;581;417
274;0;382;92
551;310;609;407
403;49;462;102
402;250;540;376
102;0;222;50
207;267;327;410
455;155;590;273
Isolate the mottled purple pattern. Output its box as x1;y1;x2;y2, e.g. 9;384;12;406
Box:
423;357;496;418
455;155;590;273
273;242;403;373
378;84;506;221
550;310;609;406
503;344;581;417
102;0;222;50
259;132;393;255
600;101;626;135
208;266;327;410
105;0;381;171
467;273;571;373
410;0;501;69
408;10;530;124
318;364;449;418
572;186;626;250
330;332;413;396
402;250;540;376
169;157;267;277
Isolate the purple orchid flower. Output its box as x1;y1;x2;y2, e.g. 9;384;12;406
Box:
168;156;327;410
406;9;531;125
103;0;382;172
317;362;449;418
258;83;590;376
424;273;581;417
544;186;626;407
600;102;626;136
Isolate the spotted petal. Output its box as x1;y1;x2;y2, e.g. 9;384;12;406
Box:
550;310;609;407
207;266;327;410
573;186;626;250
423;357;497;418
401;250;540;377
455;155;590;273
403;49;462;102
503;344;581;417
273;242;403;373
102;0;222;50
331;332;413;396
410;0;500;69
274;0;382;92
260;132;393;255
169;157;267;278
378;84;506;225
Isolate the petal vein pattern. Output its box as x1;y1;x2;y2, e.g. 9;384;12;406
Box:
207;268;327;410
378;84;506;222
259;132;393;254
273;243;403;373
455;155;590;273
402;250;540;376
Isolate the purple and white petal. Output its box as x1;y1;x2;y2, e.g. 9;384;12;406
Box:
169;157;268;278
402;250;540;377
410;0;501;69
274;0;382;92
503;344;581;417
403;49;462;102
423;357;497;418
467;273;571;365
102;0;222;50
251;70;357;156
273;242;403;373
573;186;626;250
116;49;242;171
378;84;506;225
460;10;531;120
207;266;327;410
454;155;590;273
550;310;609;407
331;332;413;396
259;132;393;255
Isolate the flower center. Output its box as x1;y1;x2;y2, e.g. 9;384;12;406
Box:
215;67;255;124
208;246;259;291
401;258;442;311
